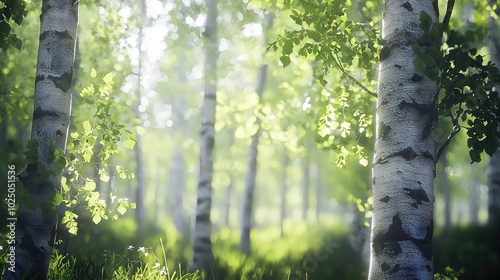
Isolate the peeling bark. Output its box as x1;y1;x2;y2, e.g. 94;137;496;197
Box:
3;1;79;279
369;0;438;279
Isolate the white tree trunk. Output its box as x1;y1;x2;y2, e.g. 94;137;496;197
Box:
369;0;438;279
171;148;187;233
191;0;218;271
280;153;289;238
439;154;452;234
487;0;500;226
4;1;78;279
240;13;274;255
312;161;321;222
487;152;500;225
301;153;310;220
134;0;146;235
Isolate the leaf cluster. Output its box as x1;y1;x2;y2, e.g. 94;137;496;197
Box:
269;0;380;88
413;12;500;163
267;0;378;167
61;70;137;235
0;0;26;50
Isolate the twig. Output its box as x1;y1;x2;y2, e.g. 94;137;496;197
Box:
332;55;377;98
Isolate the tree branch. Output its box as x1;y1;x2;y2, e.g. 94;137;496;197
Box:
442;0;455;32
332;55;377;98
436;111;461;162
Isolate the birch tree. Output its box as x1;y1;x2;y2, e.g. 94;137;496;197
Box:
4;0;79;279
369;1;438;278
134;0;146;235
240;12;274;255
191;0;218;271
487;0;500;226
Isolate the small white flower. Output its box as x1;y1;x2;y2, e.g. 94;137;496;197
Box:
153;263;160;268
0;245;3;251
138;246;145;252
127;245;134;250
159;268;167;276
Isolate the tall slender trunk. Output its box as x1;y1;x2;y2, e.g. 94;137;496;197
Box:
487;0;500;226
469;167;480;225
439;154;452;234
134;0;146;234
280;153;289;238
4;1;79;279
191;0;218;271
301;153;310;220
106;165;116;207
224;176;233;228
171;148;186;233
487;153;500;225
312;161;321;222
169;19;188;233
369;0;438;279
94;143;103;193
0;119;6;147
240;12;274;255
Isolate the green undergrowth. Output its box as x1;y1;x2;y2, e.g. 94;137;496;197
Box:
434;225;500;279
1;216;368;279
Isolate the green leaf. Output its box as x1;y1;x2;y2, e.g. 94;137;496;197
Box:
359;157;369;167
280;56;291;67
124;135;136;150
282;40;294;55
83;120;92;135
61;177;70;192
103;72;113;84
8;34;22;50
92;214;102;224
100;170;110;183
68;226;78;235
85;180;96;191
53;193;63;207
117;204;127;215
91;68;97;78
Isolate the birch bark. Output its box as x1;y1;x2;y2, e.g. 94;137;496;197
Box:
369;0;438;278
191;0;218;271
134;0;146;235
487;0;500;226
3;1;78;279
240;12;274;255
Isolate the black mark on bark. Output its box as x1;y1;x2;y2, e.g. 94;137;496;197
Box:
397;147;417;161
403;187;430;205
411;73;423;82
381;262;390;272
379;122;392;140
375;147;425;164
36;71;73;93
373;214;433;261
39;30;73;44
33;106;59;120
380;47;391;61
402;1;413;11
380;195;391;203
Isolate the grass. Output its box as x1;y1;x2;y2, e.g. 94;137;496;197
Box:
46;242;200;280
2;215;366;279
4;216;495;279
